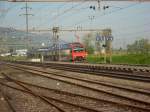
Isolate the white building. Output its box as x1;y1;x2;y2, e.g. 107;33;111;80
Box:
15;49;28;56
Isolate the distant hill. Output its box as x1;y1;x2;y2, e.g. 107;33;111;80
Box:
0;27;52;52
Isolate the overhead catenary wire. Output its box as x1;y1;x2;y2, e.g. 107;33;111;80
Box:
51;1;85;26
55;4;97;25
113;29;150;37
33;2;69;28
31;2;85;28
53;1;98;27
66;2;141;28
113;22;150;35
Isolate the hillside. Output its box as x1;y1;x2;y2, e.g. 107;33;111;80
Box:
0;27;52;52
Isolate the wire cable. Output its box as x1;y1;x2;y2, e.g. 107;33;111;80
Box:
67;2;141;28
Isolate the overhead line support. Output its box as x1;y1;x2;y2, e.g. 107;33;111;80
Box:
20;2;34;49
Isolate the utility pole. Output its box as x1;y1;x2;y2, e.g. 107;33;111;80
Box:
52;27;60;61
19;2;33;49
25;2;29;37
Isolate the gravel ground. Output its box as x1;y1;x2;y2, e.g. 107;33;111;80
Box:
23;84;149;112
0;64;150;112
0;90;13;112
45;68;150;90
0;80;59;112
0;84;92;112
10;63;150;90
10;64;150;105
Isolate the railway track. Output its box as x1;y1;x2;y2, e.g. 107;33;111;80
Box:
1;72;150;112
89;63;150;67
5;62;150;94
0;73;127;112
1;62;150;111
46;62;150;73
0;89;16;112
42;64;150;82
16;61;150;73
0;81;66;112
12;61;150;82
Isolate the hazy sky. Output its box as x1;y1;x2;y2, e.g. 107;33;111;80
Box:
0;1;150;48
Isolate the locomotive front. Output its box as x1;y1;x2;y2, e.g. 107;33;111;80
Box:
70;42;87;62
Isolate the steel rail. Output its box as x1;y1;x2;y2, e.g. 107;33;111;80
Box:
4;63;150;110
44;65;150;81
4;63;150;95
0;90;16;112
2;74;105;112
16;61;150;82
0;81;66;112
2;72;150;111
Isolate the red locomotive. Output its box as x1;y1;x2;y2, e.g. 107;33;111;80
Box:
60;42;87;62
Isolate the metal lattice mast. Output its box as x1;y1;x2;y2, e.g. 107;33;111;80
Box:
20;2;33;49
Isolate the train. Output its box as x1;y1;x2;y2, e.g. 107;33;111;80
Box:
28;42;87;62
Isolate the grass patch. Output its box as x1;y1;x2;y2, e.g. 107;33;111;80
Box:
0;56;28;61
86;55;105;64
86;54;150;65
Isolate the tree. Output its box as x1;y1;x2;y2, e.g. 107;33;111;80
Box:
127;38;150;54
82;29;113;56
82;33;94;54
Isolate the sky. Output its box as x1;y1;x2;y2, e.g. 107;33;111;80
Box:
0;1;150;49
